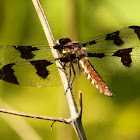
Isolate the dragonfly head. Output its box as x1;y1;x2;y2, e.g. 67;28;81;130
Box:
54;38;72;50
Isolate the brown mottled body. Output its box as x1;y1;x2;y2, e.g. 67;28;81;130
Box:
79;58;113;97
54;38;114;97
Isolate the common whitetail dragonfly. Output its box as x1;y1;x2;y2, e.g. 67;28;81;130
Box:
0;25;140;97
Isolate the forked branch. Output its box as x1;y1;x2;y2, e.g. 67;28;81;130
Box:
31;1;79;117
31;2;87;140
0;91;83;125
0;0;87;140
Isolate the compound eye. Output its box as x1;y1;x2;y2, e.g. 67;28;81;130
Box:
55;38;72;46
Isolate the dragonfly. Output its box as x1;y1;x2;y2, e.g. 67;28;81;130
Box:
0;25;140;97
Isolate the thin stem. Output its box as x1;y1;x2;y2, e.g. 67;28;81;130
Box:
0;108;70;123
32;0;87;139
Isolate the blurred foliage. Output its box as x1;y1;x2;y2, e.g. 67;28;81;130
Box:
0;0;140;140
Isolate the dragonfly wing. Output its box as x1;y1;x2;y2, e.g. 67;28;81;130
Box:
0;60;62;87
85;26;140;75
0;45;54;65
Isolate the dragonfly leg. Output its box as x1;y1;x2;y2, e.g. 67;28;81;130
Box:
71;63;76;86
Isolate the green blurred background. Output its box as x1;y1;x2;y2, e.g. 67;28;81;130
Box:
0;0;140;140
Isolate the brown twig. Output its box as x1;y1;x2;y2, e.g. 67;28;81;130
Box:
32;0;87;139
0;108;70;124
0;1;87;139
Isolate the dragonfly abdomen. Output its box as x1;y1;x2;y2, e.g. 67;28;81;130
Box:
79;58;114;97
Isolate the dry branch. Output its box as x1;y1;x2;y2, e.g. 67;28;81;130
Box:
0;0;87;140
0;109;70;124
32;0;86;139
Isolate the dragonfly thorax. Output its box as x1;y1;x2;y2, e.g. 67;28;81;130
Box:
54;38;88;62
